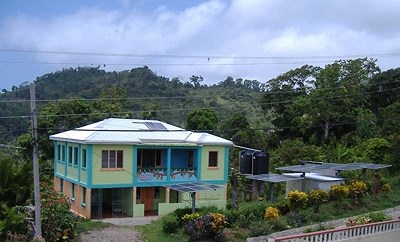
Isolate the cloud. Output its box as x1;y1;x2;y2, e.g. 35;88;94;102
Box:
0;0;400;88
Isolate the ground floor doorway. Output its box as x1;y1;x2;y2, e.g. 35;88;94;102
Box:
90;188;133;219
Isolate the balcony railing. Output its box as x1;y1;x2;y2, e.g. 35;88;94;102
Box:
137;167;197;183
273;218;400;242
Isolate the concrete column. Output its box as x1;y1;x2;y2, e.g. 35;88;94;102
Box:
165;187;170;204
133;187;137;205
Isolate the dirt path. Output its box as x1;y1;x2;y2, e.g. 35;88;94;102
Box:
76;216;160;242
76;226;143;242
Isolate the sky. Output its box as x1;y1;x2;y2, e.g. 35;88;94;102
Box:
1;0;400;91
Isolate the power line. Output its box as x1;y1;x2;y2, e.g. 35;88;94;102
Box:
0;60;338;66
1;48;400;60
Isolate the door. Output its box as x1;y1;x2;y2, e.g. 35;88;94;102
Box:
91;189;103;219
141;187;155;212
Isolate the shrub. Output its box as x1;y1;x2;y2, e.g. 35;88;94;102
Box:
223;210;239;226
381;183;392;193
236;212;258;228
162;213;179;234
264;206;280;221
329;184;349;200
210;213;228;232
173;207;193;224
309;189;329;212
368;212;391;223
40;185;78;242
347;212;391;227
287;211;308;228
0;205;30;241
184;213;228;241
181;212;201;225
346;215;371;226
303;223;335;233
249;221;273;237
348;181;368;203
287;190;308;211
274;201;290;215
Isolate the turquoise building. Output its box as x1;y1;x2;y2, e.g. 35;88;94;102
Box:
50;118;232;218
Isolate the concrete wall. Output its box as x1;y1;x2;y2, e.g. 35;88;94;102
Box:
54;177;90;218
92;144;133;185
200;146;225;180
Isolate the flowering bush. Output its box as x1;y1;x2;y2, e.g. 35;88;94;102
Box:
182;212;201;225
264;206;280;221
287;190;308;211
381;183;392;193
329;184;349;200
210;213;228;232
184;213;228;241
309;189;329;212
40;183;78;242
348;181;368;203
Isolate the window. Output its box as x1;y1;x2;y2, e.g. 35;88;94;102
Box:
154;187;160;199
57;145;61;161
71;183;75;200
82;187;86;205
73;147;79;166
208;151;218;168
101;150;124;169
187;150;194;168
82;149;87;169
138;149;162;168
68;146;73;165
60;178;63;193
62;145;66;163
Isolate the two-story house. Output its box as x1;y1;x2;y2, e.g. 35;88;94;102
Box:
50;118;232;218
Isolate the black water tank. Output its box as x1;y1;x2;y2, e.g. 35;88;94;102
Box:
252;151;269;175
239;150;253;174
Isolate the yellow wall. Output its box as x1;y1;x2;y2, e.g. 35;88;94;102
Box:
200;146;225;180
92;144;133;185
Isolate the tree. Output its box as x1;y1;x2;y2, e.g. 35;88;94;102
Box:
368;68;400;112
141;103;160;120
261;59;380;144
185;109;218;132
379;102;400;136
302;58;379;142
260;65;318;140
189;75;203;88
219;112;250;140
93;85;129;119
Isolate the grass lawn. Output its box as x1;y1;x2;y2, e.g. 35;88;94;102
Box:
136;219;189;242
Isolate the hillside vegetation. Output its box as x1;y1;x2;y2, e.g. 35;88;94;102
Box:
0;66;267;144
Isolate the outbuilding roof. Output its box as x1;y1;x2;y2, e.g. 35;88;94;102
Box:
49;118;233;146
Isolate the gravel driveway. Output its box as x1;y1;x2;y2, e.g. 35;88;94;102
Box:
76;216;160;242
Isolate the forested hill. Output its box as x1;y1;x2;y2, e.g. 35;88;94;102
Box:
0;66;267;143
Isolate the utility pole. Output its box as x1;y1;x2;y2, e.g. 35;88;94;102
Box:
30;83;42;236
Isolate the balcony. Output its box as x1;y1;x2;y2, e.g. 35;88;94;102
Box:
137;167;197;183
136;148;199;184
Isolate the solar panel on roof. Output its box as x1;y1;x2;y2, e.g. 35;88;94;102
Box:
144;122;168;130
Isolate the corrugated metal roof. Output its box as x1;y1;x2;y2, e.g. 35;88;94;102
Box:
49;118;233;146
